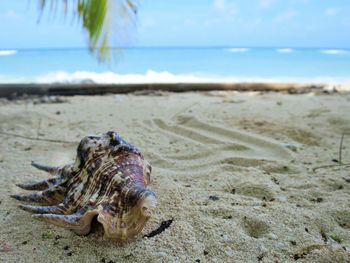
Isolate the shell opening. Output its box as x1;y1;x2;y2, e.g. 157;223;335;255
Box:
140;195;157;217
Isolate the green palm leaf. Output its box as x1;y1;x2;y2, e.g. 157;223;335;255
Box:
38;0;138;62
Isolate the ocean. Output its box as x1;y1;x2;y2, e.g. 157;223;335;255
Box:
0;47;350;84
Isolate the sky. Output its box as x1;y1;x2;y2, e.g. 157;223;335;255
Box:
0;0;349;49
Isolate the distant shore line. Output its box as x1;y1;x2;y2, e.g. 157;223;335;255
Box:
0;83;336;98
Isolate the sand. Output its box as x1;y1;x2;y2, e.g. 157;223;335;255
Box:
0;90;349;262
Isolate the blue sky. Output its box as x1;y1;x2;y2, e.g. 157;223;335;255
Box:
0;0;349;49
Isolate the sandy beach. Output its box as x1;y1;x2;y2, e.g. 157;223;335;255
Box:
0;90;350;262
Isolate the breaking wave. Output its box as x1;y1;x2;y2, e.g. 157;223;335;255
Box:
276;48;293;53
33;70;350;86
36;70;216;84
0;50;17;56
320;49;349;55
225;48;250;53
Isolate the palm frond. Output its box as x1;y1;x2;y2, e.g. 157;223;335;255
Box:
38;0;138;62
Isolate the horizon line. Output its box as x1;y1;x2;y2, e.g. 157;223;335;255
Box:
1;46;350;51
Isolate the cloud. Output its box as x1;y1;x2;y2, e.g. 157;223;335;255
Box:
324;8;340;16
213;0;237;16
213;0;226;10
259;0;278;9
275;10;298;22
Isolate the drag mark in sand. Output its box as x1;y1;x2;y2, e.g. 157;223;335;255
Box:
151;115;292;171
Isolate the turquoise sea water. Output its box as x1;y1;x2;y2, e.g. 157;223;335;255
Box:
0;47;350;84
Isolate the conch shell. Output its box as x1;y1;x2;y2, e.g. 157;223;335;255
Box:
12;131;157;242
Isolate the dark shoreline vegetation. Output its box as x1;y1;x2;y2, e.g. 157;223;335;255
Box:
0;83;327;98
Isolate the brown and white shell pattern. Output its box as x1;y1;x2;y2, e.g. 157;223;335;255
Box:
11;131;157;242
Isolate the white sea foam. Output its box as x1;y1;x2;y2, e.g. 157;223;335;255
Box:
225;48;250;53
36;70;217;84
0;50;17;56
320;49;349;55
33;70;350;88
276;48;293;53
